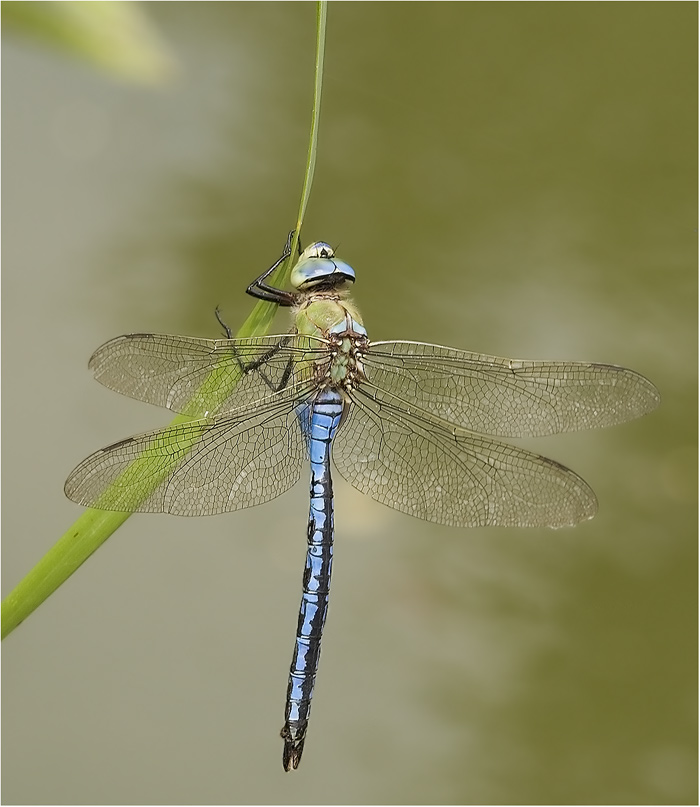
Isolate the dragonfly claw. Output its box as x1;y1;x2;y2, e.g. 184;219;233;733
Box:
281;724;306;771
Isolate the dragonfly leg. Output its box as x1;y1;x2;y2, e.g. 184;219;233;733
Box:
227;335;296;394
246;230;301;306
244;352;295;394
214;306;232;339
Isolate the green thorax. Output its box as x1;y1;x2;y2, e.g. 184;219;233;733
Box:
294;294;365;339
294;293;367;390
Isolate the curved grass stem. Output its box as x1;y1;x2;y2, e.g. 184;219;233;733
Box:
2;1;329;640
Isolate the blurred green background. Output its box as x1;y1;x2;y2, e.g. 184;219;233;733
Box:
2;2;696;803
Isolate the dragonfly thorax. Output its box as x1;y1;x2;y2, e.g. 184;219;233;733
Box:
323;330;368;389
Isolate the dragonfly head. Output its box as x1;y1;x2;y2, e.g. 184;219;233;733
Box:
291;242;356;292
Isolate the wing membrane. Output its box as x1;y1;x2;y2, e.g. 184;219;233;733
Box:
364;340;660;437
332;384;597;528
88;333;328;418
65;386;312;515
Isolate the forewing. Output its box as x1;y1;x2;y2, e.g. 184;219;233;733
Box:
332;386;597;528
88;333;326;418
65;388;310;516
363;341;660;437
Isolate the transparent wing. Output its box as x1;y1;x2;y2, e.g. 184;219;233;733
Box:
88;333;329;418
65;385;312;516
332;384;597;528
364;341;660;438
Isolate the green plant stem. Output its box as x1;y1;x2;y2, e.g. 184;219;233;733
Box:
2;1;328;640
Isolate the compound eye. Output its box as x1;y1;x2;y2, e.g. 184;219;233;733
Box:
302;241;334;260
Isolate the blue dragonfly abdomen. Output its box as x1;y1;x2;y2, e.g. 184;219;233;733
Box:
282;389;345;770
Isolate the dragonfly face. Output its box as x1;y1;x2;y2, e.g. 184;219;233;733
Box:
65;233;660;771
290;241;356;292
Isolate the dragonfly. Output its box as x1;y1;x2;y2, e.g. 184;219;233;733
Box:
65;232;660;771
